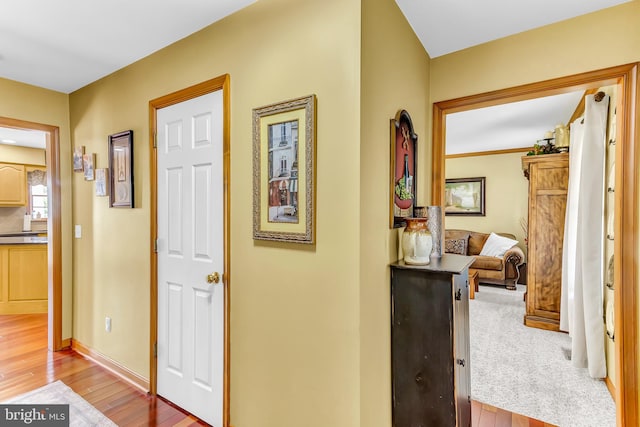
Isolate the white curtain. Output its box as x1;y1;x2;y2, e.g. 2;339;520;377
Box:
560;93;609;378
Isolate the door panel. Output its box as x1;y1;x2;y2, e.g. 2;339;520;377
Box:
167;282;184;374
157;90;224;426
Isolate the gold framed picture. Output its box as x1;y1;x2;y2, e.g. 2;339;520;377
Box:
252;95;316;244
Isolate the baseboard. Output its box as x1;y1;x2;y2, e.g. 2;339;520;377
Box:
605;376;616;400
71;338;150;392
61;338;71;349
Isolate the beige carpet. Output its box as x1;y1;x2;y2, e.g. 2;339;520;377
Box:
470;284;615;427
4;380;117;427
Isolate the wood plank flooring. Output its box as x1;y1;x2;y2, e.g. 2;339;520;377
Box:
0;314;555;426
0;314;206;426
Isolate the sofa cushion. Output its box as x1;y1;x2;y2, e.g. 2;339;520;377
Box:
471;255;504;271
479;232;519;257
468;233;489;256
445;229;471;242
444;238;468;255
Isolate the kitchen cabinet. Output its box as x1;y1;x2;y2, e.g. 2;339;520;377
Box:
0;244;48;314
0;163;26;206
390;254;474;427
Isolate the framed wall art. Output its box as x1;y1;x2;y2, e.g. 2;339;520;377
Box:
252;94;316;244
73;146;85;172
390;110;418;228
108;130;134;208
444;177;486;216
95;168;109;197
83;152;96;181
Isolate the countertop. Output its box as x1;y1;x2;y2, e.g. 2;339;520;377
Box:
0;236;48;245
0;231;42;237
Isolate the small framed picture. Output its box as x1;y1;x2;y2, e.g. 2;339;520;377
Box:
95;168;109;197
73;146;85;172
83;153;96;181
108;130;134;208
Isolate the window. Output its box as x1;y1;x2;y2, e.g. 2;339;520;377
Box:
27;169;48;220
30;184;48;220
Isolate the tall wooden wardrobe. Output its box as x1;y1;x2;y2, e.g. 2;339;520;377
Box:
521;153;569;331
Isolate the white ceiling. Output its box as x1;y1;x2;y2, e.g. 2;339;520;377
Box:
0;0;257;94
0;0;629;151
446;91;585;155
0;127;47;150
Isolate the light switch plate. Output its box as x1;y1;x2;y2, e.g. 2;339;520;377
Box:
74;225;82;239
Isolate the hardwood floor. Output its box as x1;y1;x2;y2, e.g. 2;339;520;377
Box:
0;314;555;426
472;401;556;427
0;314;206;426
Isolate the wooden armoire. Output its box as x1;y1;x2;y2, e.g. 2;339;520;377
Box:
521;153;569;331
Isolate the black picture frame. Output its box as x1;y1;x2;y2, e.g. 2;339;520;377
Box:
108;130;134;208
444;177;486;216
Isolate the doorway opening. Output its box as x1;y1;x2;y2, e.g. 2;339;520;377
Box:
0;116;63;351
431;63;638;426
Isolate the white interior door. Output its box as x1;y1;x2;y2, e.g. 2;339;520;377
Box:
156;90;224;426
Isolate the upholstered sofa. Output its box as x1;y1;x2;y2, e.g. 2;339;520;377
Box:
444;229;525;290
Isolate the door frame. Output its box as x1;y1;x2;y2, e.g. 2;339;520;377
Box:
0;116;63;351
148;75;231;426
431;63;638;427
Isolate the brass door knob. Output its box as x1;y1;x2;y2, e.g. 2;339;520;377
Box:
207;272;220;284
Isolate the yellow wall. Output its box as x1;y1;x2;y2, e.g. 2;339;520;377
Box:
430;0;640;410
360;0;430;425
0;145;46;166
430;2;640;102
445;152;529;252
69;0;362;426
0;78;72;338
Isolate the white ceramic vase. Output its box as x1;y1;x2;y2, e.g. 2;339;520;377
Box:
402;217;433;265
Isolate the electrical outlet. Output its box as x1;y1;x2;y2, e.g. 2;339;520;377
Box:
105;316;112;333
74;225;82;239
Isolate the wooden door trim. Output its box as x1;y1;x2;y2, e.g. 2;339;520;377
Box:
149;74;231;427
431;63;638;427
0;116;62;351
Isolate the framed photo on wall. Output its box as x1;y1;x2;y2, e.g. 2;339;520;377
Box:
83;152;96;181
95;168;109;197
444;177;486;216
390;110;418;228
108;130;134;208
73;146;85;172
252;94;316;244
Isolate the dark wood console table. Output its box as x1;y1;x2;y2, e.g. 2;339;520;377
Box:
390;254;474;427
